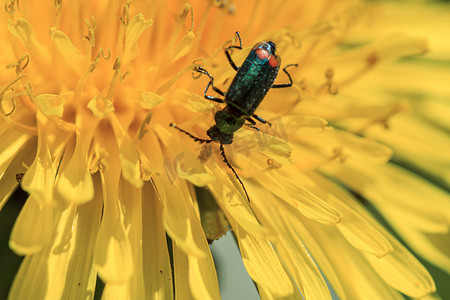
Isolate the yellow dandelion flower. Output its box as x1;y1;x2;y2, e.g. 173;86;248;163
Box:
0;0;449;299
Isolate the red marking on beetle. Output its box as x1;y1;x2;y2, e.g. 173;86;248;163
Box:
256;48;269;60
255;49;278;67
268;55;278;67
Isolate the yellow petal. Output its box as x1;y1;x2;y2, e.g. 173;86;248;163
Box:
176;160;216;186
273;213;347;300
247;185;333;300
322;161;450;233
387;218;450;274
34;94;64;118
173;240;221;300
235;226;293;297
107;114;144;188
306;172;393;257
304;220;404;300
56;115;98;204
120;180;146;299
101;283;128;300
0;128;30;178
143;132;205;257
95;171;133;282
7;18;51;64
55;187;102;299
179;90;215;113
9;196;59;255
123;14;153;65
365;234;436;298
334;130;392;163
20;143;54;203
208;167;270;241
255;172;342;225
141;183;174;300
234;130;294;165
358;2;449;60
172;31;195;62
139;91;165;109
87;95;115;119
0;137;35;209
49;27;86;75
155;124;214;187
172;242;195;300
9;195;101;300
281;114;330;135
277;220;332;300
56;156;94;204
119;137;144;188
366;114;450;186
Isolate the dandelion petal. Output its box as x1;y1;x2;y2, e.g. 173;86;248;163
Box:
365;236;436;298
306;173;393;257
236;227;294;297
94;171;133;282
139;91;165;109
305;220;404;300
142;183;174;300
256;173;342;225
49;27;86;75
0;130;30;182
7;18;51;64
9;196;59;255
56;117;97;204
0;138;35;209
9;197;101;300
123;14;153;65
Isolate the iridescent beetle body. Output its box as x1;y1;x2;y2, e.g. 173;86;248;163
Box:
171;32;297;202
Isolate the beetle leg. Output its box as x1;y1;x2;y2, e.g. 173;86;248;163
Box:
224;32;243;72
194;67;226;103
251;114;272;126
245;124;260;131
271;64;298;89
243;116;261;131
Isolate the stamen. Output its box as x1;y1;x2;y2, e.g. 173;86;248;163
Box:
100;47;111;60
83;17;96;49
72;52;106;105
156;4;194;74
315;68;339;95
157;64;203;95
120;0;131;26
105;57;122;103
54;0;63;27
192;1;211;53
5;0;15;15
340;52;378;87
0;76;23;116
354;102;408;134
192;58;206;79
178;3;194;32
137;112;153;140
6;54;30;75
267;159;281;169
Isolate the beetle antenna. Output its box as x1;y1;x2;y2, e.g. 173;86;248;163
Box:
170;123;213;144
219;144;250;203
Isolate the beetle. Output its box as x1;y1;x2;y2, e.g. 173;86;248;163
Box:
171;32;297;202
